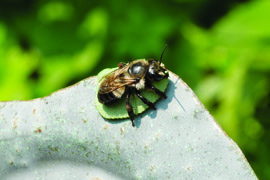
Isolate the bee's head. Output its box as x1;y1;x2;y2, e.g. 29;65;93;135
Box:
147;60;169;81
147;45;169;81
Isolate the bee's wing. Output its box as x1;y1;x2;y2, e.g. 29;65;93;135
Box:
98;66;136;94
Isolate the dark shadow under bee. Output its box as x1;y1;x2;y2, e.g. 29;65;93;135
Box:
98;46;169;127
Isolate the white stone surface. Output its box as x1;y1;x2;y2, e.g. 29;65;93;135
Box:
0;72;257;180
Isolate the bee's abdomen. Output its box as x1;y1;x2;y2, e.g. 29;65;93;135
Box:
98;92;119;104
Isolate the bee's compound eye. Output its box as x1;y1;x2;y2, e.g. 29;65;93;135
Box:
128;62;145;76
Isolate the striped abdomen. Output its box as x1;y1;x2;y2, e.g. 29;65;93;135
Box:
98;86;126;104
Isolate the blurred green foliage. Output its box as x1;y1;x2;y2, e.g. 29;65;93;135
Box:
0;0;269;178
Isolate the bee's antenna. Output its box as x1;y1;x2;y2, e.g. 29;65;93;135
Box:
159;44;168;65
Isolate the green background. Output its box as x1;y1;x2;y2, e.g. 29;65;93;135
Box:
0;0;269;179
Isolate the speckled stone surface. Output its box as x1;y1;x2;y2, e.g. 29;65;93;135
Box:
0;72;257;180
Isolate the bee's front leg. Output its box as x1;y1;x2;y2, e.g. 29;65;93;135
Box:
134;89;156;110
146;81;167;99
126;88;135;127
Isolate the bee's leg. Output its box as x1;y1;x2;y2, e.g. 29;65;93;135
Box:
134;89;156;110
146;82;167;99
126;88;135;127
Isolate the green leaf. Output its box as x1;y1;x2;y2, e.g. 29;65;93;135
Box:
95;64;169;119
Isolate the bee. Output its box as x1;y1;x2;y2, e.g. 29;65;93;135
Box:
98;45;169;127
